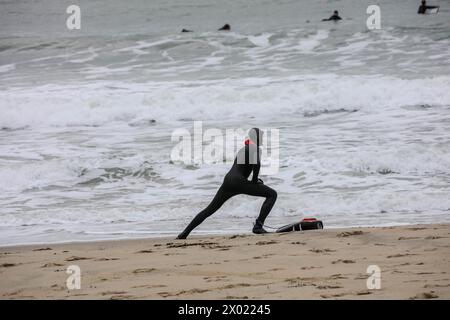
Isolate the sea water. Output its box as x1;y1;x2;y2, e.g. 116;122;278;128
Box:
1;0;449;245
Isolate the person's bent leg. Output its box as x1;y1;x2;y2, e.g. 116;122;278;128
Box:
177;187;234;239
237;183;277;234
256;186;277;225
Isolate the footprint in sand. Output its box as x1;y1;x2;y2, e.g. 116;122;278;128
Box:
337;231;364;237
101;291;127;296
51;284;66;290
205;244;232;250
32;247;52;251
386;253;416;258
321;293;347;298
316;285;343;290
204;275;228;283
391;270;405;274
71;293;89;297
332;259;355;264
424;283;450;288
1;263;20;268
310;248;336;254
132;268;156;274
286;279;316;288
225;296;249;299
301;266;321;270
167;241;217;249
110;294;136;300
41;263;64;268
132;284;167;289
425;236;443;240
253;254;274;260
410;291;439;299
220;283;252;290
322;290;372;298
166;241;232;250
416;272;435;275
406;227;427;231
136;249;153;254
2;290;24;297
65;256;92;262
254;240;278;246
329;274;348;280
229;235;249;239
158;292;173;298
174;288;210;296
398;237;421;240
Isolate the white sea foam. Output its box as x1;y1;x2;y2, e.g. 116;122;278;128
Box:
1;75;450;129
0;63;15;73
296;30;329;53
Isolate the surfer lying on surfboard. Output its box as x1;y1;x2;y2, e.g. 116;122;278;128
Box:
176;128;277;239
418;0;439;14
322;10;342;21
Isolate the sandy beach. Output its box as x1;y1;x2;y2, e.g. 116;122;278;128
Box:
0;224;449;300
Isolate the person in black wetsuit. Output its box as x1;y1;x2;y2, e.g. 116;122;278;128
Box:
418;0;439;14
322;10;342;21
176;128;277;239
181;24;230;33
218;24;231;31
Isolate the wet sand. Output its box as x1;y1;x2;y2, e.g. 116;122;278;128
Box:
1;224;449;299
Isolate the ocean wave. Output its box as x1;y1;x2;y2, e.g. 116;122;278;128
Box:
2;24;449;86
1;75;449;129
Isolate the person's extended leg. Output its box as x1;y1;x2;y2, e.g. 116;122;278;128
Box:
237;182;277;234
177;186;234;239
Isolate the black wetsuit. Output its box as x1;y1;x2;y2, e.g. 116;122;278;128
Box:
323;14;342;21
218;24;231;31
177;143;277;239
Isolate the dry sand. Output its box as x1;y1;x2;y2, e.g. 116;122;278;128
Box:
1;224;449;299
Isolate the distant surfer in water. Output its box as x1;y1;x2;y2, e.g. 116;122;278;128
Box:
322;10;342;21
181;24;230;33
417;0;439;14
176;128;277;239
218;24;231;31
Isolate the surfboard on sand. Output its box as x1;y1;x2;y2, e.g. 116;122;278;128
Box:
275;218;323;233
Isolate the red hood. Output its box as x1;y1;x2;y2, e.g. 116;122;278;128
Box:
244;139;255;145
